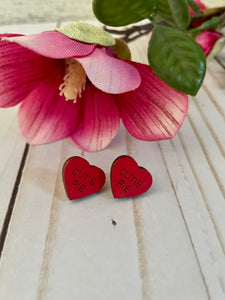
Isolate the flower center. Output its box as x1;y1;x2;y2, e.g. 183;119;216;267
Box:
59;58;86;103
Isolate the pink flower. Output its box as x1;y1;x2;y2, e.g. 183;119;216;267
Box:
0;25;188;152
196;30;223;57
190;0;224;57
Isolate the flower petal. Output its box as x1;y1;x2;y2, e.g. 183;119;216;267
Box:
76;47;141;94
18;66;80;144
196;30;223;56
70;84;120;152
3;31;96;59
116;62;188;141
0;33;61;107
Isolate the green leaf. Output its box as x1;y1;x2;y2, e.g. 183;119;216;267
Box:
92;0;156;27
56;21;115;46
155;0;191;30
189;17;221;34
110;39;132;60
148;25;206;95
187;0;200;12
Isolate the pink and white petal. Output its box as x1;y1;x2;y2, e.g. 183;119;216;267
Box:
196;30;223;56
115;62;188;141
3;31;96;59
76;47;141;94
70;84;120;152
0;33;62;107
18;69;80;145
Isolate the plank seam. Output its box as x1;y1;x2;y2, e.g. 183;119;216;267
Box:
202;83;225;136
132;200;152;300
178;129;225;255
36;193;58;300
0;143;29;259
187;111;225;203
36;21;64;298
158;141;211;300
36;152;64;299
126;133;152;300
36;141;80;299
215;56;225;70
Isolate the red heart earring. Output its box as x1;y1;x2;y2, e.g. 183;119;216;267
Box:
62;156;105;200
110;155;153;198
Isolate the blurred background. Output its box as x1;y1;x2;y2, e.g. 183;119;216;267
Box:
0;0;224;25
1;0;94;25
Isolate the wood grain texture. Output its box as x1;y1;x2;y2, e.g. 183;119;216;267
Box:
0;21;225;300
0;22;58;242
127;137;209;300
0;108;25;235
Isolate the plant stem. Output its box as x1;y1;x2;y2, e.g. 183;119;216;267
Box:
103;23;154;43
191;6;225;22
104;7;225;43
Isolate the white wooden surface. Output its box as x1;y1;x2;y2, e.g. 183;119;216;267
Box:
0;20;225;300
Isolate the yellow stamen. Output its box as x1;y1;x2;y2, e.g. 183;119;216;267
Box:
59;58;86;103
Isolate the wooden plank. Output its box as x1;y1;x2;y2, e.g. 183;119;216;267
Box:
0;22;57;238
184;99;225;249
157;57;225;298
0;32;210;300
126;37;210;299
0;108;25;232
0;128;210;300
0;128;143;300
216;55;225;68
0;141;66;300
160;134;225;299
198;86;225;160
37;128;144;300
214;33;225;68
0;22;225;300
189;88;225;192
130;35;225;298
0;22;57;34
126;136;209;300
204;59;225;118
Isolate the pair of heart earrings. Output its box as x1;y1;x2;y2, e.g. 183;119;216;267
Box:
62;155;153;200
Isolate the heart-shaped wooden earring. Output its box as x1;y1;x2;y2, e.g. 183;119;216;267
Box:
110;155;153;198
62;156;105;200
